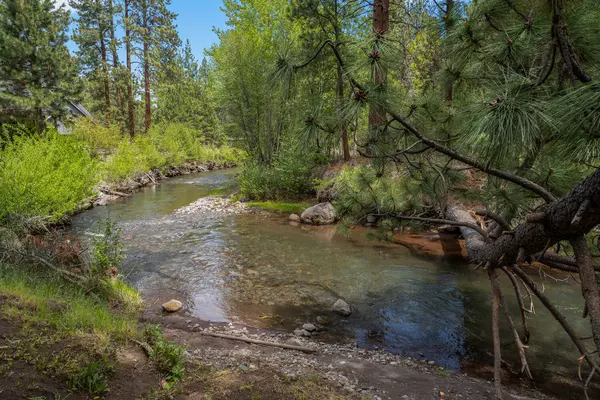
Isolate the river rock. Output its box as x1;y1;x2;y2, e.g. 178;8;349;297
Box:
332;299;352;316
316;316;329;325
294;328;311;337
302;323;317;332
289;213;301;222
162;299;183;313
300;202;337;225
286;338;304;346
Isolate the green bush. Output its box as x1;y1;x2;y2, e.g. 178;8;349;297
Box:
71;118;121;157
102;136;166;183
90;218;124;278
239;150;315;200
0;130;98;223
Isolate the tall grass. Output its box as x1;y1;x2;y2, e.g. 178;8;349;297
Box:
0;264;138;339
0;121;244;223
0;130;99;223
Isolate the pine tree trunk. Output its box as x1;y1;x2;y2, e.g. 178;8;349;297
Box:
334;2;350;161
108;0;122;117
100;36;111;127
368;0;389;136
443;0;454;102
142;3;151;134
125;0;135;138
97;0;111;127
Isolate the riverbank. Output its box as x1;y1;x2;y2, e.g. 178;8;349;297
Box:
140;311;555;400
92;160;238;208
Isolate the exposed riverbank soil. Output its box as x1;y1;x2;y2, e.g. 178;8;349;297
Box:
143;312;556;400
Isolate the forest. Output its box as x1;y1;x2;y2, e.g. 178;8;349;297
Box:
1;0;600;399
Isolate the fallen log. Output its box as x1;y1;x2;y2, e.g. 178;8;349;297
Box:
198;331;316;353
100;189;131;197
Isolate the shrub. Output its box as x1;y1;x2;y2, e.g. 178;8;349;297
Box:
90;218;124;278
239;150;315;200
71;118;121;157
0;130;98;223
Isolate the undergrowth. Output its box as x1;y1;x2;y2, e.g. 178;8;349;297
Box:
144;324;185;386
0;121;244;225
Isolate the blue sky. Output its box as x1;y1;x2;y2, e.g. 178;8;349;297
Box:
57;0;227;61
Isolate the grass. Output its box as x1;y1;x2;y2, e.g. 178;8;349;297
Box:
0;264;138;339
246;201;311;214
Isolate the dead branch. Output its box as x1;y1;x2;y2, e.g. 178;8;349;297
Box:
489;269;505;400
199;331;315;353
494;272;533;379
476;209;511;232
502;267;531;344
511;265;600;373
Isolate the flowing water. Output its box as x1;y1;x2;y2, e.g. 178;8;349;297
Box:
72;169;594;398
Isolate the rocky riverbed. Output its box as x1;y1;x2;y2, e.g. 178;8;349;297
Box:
149;311;556;400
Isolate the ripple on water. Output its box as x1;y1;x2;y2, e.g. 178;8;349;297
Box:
71;170;595;397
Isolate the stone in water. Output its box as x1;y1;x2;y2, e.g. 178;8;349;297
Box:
162;299;183;313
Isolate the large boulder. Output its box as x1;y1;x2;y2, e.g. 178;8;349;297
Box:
300;202;337;225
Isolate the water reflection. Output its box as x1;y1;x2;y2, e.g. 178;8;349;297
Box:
72;169;594;397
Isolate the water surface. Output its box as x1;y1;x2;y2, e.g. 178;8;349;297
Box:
72;169;594;397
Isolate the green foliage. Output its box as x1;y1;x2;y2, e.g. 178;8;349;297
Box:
239;156;314;200
90;218;124;278
246;201;311;213
0;0;79;127
102;135;166;182
333;166;418;223
0;130;98;223
68;357;115;395
144;324;185;382
0;264;138;338
71;118;122;157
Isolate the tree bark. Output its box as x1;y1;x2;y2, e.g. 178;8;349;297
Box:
571;236;600;359
447;167;600;268
97;0;111;127
108;0;122;117
124;0;135;138
334;2;350;161
142;1;151;133
442;0;454;102
368;0;389;137
489;269;504;400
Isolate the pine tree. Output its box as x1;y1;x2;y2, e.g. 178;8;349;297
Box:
0;0;78;131
129;0;180;133
70;0;113;126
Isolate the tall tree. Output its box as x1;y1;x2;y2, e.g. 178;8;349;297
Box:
107;0;122;120
70;0;112;126
0;0;78;131
291;0;365;161
123;0;136;137
368;0;389;138
130;0;180;133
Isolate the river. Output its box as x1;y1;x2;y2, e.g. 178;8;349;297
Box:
72;168;595;398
